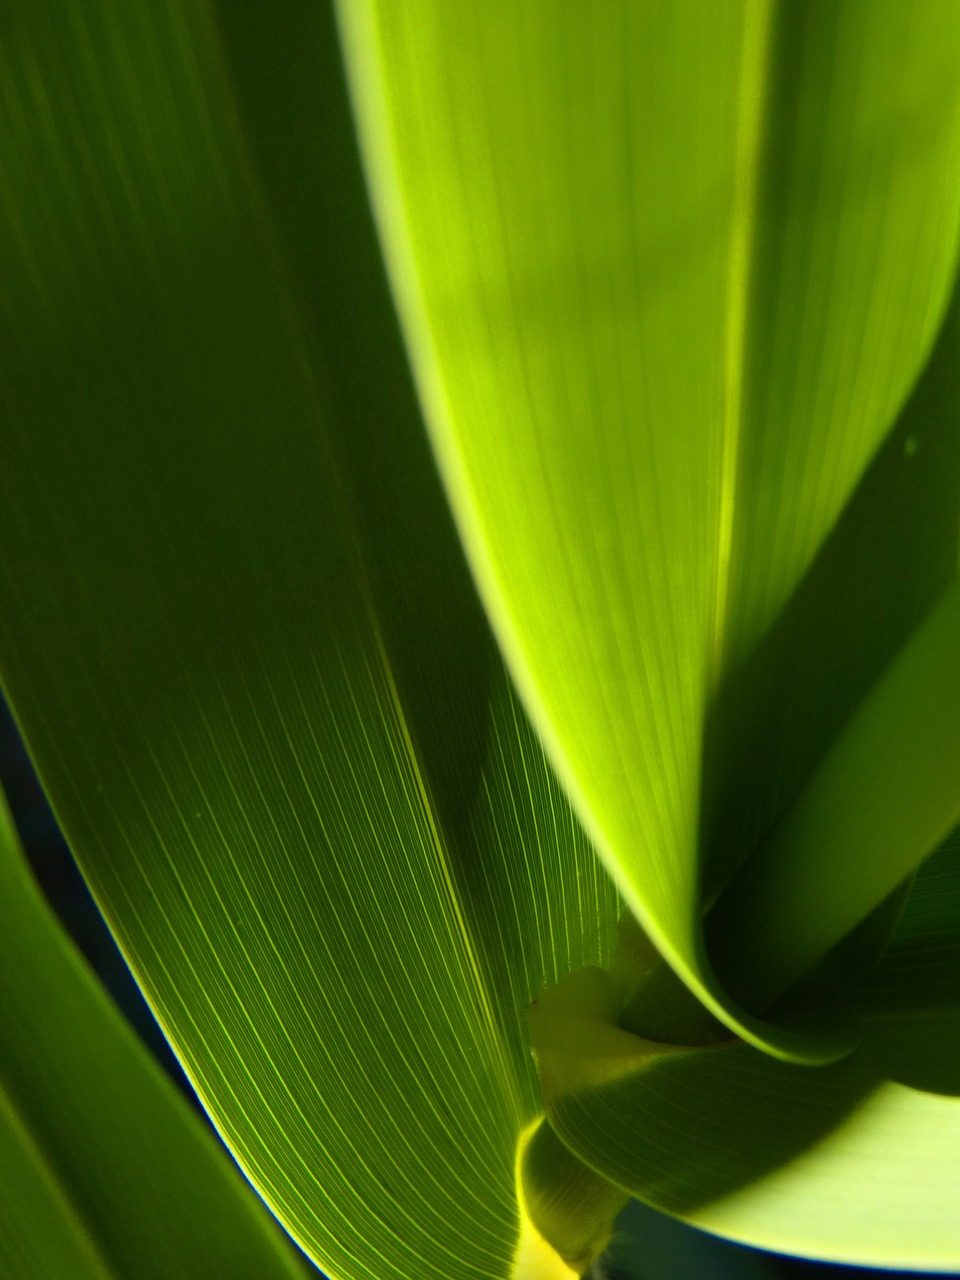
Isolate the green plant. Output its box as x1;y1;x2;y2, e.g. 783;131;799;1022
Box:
2;2;960;1277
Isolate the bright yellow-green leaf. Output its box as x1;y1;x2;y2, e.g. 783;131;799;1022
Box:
6;1;960;1275
0;787;303;1280
539;1014;960;1270
339;0;960;1053
522;816;960;1270
700;275;960;905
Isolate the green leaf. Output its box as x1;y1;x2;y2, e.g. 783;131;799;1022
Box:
831;829;960;1021
532;960;960;1269
705;570;960;1012
0;1090;112;1280
700;271;960;904
0;4;621;1277
620;267;960;1044
0;785;303;1280
6;2;960;1274
528;825;960;1270
338;0;960;1051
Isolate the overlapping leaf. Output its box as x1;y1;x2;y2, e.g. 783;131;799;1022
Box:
527;820;960;1269
6;2;960;1276
0;4;622;1277
538;1007;960;1271
339;0;960;1050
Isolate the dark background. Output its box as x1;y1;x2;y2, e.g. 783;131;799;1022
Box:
1;692;951;1280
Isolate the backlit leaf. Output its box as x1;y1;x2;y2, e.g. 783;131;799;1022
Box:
339;0;960;1051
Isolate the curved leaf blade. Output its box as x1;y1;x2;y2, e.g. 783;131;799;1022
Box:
537;997;960;1269
0;786;303;1280
0;1086;112;1280
707;573;960;1012
0;4;622;1276
338;0;960;1050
